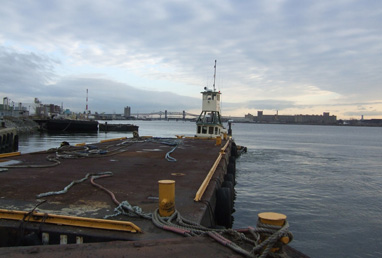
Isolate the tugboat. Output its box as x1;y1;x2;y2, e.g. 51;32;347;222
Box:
196;60;227;138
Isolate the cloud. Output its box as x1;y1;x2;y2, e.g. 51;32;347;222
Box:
0;47;59;94
0;46;199;114
1;0;382;118
50;77;200;113
224;99;296;111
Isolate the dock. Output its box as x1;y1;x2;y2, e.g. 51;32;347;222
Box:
0;136;243;255
0;136;309;257
0;127;18;154
0;136;307;257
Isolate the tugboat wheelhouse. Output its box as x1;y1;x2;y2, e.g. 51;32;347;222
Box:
196;89;226;138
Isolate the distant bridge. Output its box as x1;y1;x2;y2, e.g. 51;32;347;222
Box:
135;111;199;120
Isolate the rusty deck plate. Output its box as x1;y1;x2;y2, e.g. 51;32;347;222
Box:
0;137;229;241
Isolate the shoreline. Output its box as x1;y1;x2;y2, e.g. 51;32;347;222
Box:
2;117;39;134
227;120;382;127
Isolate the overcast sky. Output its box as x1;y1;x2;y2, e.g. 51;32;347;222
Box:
1;0;381;119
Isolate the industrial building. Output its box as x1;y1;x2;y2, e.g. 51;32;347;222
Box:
245;111;337;125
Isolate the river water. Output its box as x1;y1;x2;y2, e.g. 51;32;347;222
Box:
17;120;382;257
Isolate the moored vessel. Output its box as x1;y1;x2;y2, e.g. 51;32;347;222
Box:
99;122;138;132
35;119;99;132
196;60;227;138
0;65;308;257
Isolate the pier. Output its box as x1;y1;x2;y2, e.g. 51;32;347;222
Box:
0;136;242;255
0;127;18;154
0;135;306;257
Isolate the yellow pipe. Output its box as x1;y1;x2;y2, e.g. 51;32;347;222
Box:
221;138;231;152
194;139;231;201
158;180;175;217
0;209;141;233
100;137;127;143
75;143;86;146
185;136;216;140
0;152;21;158
194;151;223;201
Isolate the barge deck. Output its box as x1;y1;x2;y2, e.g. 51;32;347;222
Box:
0;137;241;254
0;136;306;257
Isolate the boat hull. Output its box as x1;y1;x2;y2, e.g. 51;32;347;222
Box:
99;123;138;132
42;119;99;132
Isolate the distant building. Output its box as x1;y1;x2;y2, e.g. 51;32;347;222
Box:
295;112;336;124
246;111;337;124
244;113;254;121
124;106;131;118
35;104;61;118
1;97;29;117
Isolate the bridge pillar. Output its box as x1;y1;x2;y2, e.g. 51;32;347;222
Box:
183;110;185;120
165;110;168;120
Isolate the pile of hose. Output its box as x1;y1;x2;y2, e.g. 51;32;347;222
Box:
151;208;293;258
35;170;292;257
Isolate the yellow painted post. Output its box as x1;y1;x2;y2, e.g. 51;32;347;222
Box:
215;136;222;146
76;236;83;244
258;212;286;226
223;133;228;140
258;212;290;252
42;232;49;245
60;235;67;245
158;180;175;217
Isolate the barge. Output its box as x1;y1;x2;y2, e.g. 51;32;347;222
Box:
99;122;139;132
0;136;306;257
35;119;99;132
0;62;309;257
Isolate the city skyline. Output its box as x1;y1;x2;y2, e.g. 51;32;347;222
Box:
0;93;379;121
1;1;381;119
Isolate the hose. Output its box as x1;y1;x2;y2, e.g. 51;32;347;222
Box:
36;172;112;198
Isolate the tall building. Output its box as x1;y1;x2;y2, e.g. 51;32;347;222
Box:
124;106;131;118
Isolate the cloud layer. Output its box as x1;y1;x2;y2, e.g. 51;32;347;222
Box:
1;0;381;118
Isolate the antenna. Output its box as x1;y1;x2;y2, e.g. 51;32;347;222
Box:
86;89;88;113
213;60;217;91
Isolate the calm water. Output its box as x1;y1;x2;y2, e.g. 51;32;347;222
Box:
18;121;382;258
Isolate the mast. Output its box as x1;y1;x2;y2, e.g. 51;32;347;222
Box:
213;60;217;91
86;89;88;113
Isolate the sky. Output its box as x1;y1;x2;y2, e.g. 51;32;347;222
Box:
0;0;381;119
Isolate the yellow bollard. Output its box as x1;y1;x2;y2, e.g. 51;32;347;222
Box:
258;212;286;227
216;136;222;146
258;212;290;252
158;180;175;217
223;133;228;140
